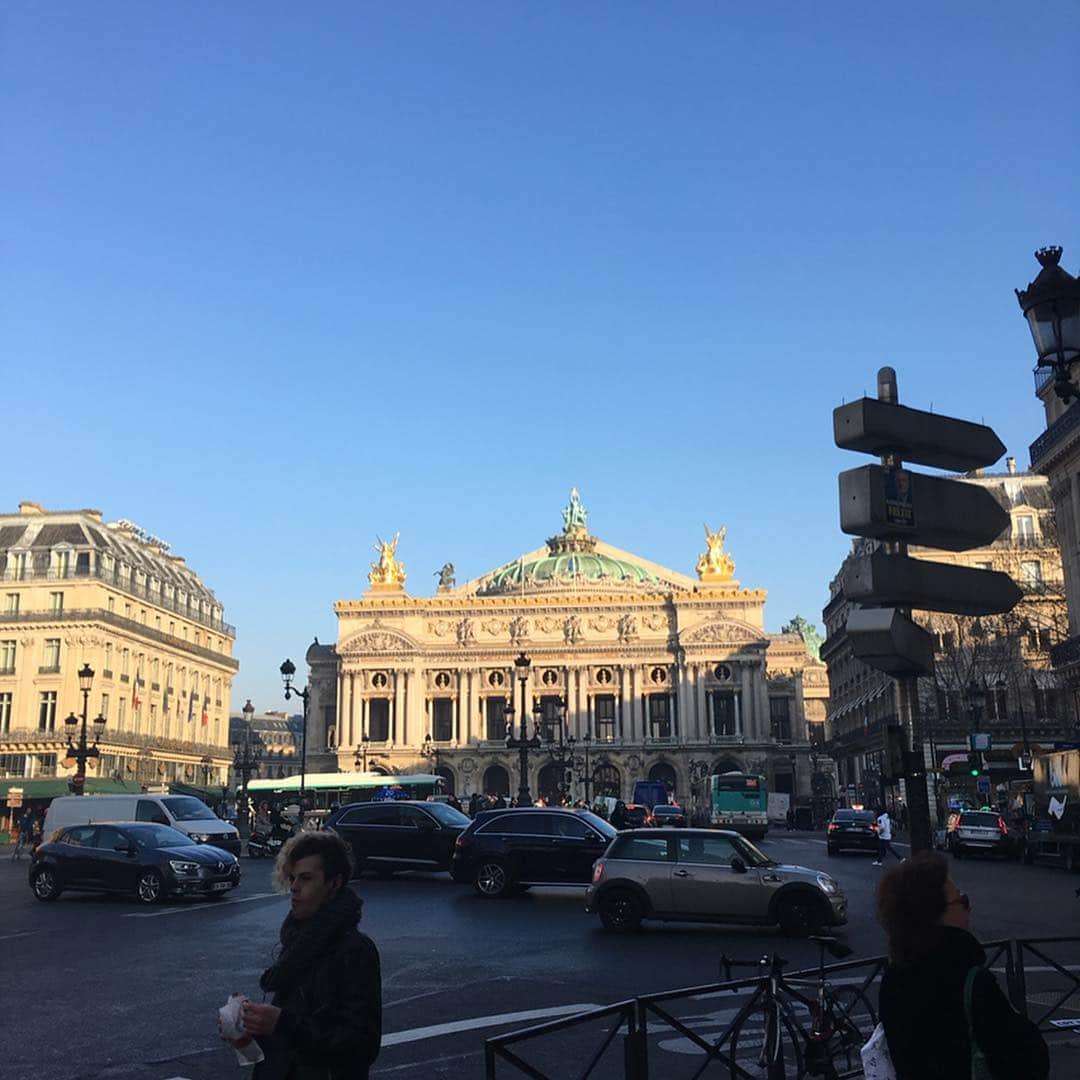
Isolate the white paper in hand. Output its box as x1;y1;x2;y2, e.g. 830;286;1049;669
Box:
219;993;265;1067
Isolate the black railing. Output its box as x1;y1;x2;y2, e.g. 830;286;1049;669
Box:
1031;400;1080;469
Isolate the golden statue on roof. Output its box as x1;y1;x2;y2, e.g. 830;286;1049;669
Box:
368;533;407;590
696;524;735;582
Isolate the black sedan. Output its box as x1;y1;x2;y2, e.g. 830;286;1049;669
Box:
826;809;880;855
29;822;241;905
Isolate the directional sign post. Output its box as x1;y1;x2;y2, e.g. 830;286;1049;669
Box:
834;367;1020;856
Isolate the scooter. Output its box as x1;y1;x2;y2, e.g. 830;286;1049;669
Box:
246;824;290;859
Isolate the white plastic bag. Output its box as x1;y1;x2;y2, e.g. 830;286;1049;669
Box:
861;1022;898;1080
218;993;266;1067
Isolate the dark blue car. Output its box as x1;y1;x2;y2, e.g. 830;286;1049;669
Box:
29;821;241;905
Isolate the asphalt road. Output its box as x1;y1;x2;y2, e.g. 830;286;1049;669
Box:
2;832;1078;1080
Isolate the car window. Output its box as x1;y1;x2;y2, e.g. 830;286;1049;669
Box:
422;802;471;827
136;800;169;824
678;835;739;865
580;811;617;839
477;813;548;836
361;804;402;826
129;824;194;848
834;810;875;823
399;806;432;828
161;796;217;821
550;815;594;839
612;836;672;862
95;826;127;850
961;812;1001;828
63;825;99;847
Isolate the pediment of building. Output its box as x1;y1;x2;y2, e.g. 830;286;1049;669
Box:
680;619;765;647
338;627;418;656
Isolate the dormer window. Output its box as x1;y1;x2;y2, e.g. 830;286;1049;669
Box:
53;549;71;578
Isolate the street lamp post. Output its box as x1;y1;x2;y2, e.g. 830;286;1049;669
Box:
279;659;310;804
232;699;262;836
354;734;372;773
505;652;541;805
568;732;594;803
1015;246;1080;403
421;733;440;778
63;663;106;795
688;758;711;826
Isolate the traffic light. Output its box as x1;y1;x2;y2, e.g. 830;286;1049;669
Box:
968;753;984;778
882;724;906;782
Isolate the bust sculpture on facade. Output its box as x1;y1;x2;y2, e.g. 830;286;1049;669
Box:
696;524;736;581
368;533;407;590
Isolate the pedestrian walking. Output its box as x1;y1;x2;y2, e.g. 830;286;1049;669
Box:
876;852;1048;1079
874;807;903;865
226;830;382;1079
610;800;627;830
11;807;34;860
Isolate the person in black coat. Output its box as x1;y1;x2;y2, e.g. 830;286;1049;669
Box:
876;852;1047;1080
238;830;382;1080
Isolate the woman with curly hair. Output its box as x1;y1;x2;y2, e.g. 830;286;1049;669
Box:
876;851;1046;1079
238;830;382;1079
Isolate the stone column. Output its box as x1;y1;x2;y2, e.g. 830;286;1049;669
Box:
347;672;356;747
620;666;631;742
401;670;411;747
335;671;344;749
464;670;475;744
694;664;706;739
756;664;770;742
676;659;690;743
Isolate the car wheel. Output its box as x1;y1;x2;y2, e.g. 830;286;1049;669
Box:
598;889;643;932
136;869;165;905
31;866;61;902
474;860;510;898
777;894;826;938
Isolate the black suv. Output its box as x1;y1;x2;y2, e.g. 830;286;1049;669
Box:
451;807;616;897
324;800;471;877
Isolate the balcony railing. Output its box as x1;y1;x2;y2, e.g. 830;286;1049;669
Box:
0;562;235;636
1035;364;1055;395
0;609;238;670
1030;399;1080;470
37;665;60;675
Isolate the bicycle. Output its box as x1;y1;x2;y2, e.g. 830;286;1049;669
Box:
717;936;877;1079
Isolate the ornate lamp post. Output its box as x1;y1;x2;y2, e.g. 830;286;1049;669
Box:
354;734;373;773
232;699;262;836
567;732;594;804
505;652;541;805
279;658;310;803
63;663;106;795
421;733;440;776
688;758;711;825
1016;246;1080;403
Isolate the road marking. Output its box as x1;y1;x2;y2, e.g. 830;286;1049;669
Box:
0;929;40;941
382;1003;601;1047
123;892;280;918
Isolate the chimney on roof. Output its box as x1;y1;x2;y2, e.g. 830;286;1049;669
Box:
18;501;45;515
1007;456;1017;475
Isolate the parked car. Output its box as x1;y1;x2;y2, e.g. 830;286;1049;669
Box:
29;822;241;905
826;809;879;856
586;828;847;935
451;807;616;897
44;794;240;855
623;804;650;828
649;804;687;828
324;799;471;877
948;810;1016;860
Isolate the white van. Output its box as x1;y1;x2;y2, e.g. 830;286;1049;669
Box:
44;794;240;854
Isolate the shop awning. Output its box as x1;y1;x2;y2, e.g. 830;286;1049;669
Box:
0;776;137;802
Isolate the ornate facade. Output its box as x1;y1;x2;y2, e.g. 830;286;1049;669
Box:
0;502;238;787
302;491;825;805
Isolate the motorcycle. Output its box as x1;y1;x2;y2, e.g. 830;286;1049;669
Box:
246;824;291;859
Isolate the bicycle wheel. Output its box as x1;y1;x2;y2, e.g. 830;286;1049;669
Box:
823;986;877;1074
728;1002;804;1080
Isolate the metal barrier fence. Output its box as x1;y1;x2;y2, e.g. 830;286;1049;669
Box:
484;937;1079;1079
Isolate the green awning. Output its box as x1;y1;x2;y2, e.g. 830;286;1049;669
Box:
0;777;138;802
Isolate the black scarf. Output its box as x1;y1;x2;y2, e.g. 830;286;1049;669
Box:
260;887;363;995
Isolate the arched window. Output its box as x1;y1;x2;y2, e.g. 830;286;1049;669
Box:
648;761;677;794
593;763;621;799
482;764;510;797
435;765;456;796
537;762;566;803
713;757;742;775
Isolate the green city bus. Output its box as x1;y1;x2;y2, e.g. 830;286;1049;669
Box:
709;772;769;839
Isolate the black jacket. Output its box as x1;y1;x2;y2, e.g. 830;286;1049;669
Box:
879;926;1047;1080
255;901;381;1080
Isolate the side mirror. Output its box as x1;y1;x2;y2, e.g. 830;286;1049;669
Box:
730;855;748;874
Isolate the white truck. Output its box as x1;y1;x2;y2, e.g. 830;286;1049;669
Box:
1025;750;1080;871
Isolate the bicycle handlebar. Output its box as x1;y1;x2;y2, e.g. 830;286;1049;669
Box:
719;952;785;982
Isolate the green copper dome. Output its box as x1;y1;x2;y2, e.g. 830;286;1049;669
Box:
484;551;658;592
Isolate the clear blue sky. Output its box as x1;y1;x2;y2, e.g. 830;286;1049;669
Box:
3;3;1078;713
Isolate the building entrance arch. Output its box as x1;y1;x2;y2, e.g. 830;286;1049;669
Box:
537;762;565;804
593;763;621;800
435;766;455;796
483;765;510;797
713;757;742;776
648;762;677;796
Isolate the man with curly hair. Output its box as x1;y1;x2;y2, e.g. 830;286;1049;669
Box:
237;830;382;1079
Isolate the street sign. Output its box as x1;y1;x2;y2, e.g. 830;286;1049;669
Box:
841;550;1022;617
6;787;23;808
833;398;1006;472
839;465;1010;550
845;606;934;676
977;778;991;794
969;733;992;752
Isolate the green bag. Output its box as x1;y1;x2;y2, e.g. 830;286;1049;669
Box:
963;966;994;1080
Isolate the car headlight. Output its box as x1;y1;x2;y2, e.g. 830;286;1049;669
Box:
169;860;201;876
816;874;839;895
189;833;210;843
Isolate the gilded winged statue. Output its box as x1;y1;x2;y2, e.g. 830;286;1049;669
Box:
369;533;407;588
696;523;735;580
